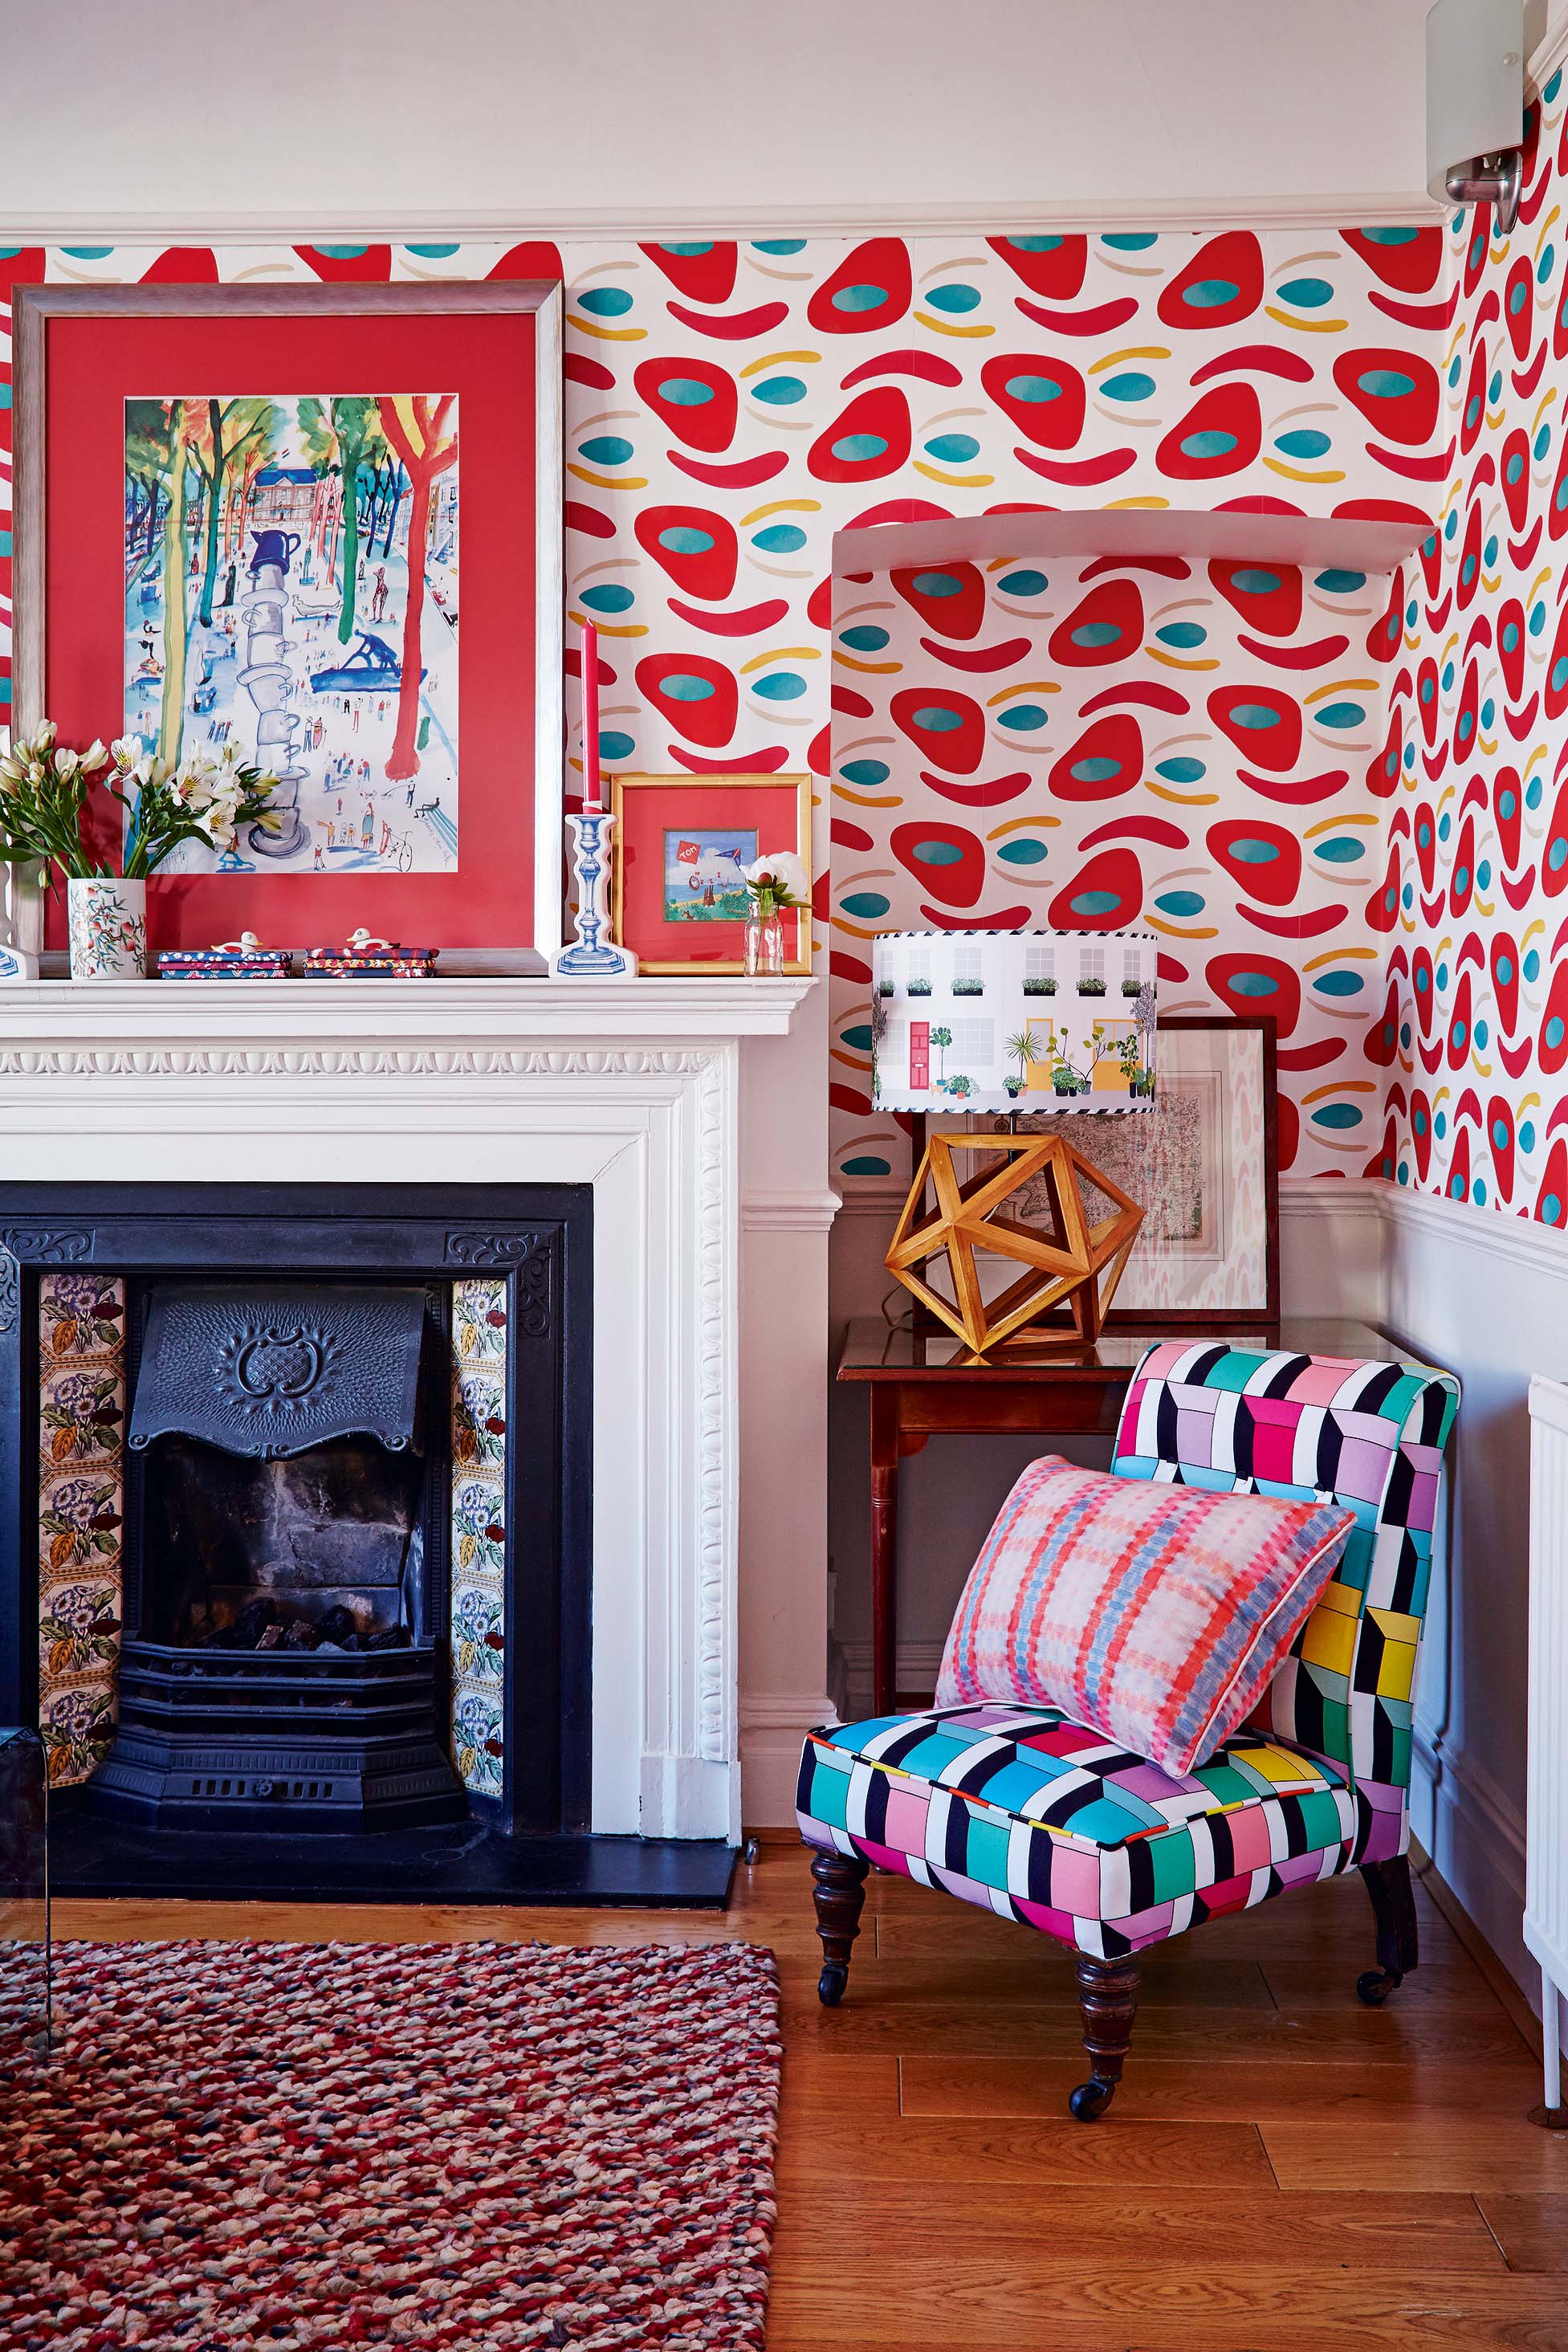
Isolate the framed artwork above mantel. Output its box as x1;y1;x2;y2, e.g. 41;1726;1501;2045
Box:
6;278;564;968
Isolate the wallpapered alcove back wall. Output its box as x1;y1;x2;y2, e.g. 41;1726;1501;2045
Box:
3;193;1555;1213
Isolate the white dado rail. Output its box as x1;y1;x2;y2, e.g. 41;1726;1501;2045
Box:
0;976;821;1843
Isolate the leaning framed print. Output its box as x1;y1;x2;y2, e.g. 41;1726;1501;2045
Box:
922;1015;1280;1327
9;279;564;967
610;772;813;974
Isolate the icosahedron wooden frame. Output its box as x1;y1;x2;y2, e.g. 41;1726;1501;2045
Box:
885;1131;1146;1353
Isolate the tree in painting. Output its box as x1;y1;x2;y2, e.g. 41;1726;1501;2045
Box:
376;396;458;781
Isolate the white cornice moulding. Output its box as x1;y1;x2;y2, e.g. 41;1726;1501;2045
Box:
1530;6;1568;96
742;1188;842;1233
0;192;1446;248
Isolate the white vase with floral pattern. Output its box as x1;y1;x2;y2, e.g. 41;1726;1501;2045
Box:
67;878;147;981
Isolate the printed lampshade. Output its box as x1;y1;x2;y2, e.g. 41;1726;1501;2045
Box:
870;928;1159;1113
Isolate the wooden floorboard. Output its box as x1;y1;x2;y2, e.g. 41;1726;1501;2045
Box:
55;1843;1568;2350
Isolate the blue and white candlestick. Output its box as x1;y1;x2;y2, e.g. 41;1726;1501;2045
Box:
551;808;639;976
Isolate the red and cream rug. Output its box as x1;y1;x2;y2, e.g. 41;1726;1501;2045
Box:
0;1937;780;2350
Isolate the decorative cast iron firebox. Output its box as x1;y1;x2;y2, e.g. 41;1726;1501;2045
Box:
0;1184;591;1850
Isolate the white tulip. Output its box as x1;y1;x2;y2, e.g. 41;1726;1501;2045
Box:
35;720;57;751
54;748;80;778
80;739;110;774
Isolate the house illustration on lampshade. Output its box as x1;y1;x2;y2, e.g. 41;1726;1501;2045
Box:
870;929;1159;1111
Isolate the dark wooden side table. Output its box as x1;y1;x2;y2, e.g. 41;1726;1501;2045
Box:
838;1315;1391;1717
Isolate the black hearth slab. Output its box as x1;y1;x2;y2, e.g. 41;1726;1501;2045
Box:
49;1802;739;1909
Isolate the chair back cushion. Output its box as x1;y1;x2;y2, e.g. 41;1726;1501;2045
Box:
936;1456;1354;1776
1111;1342;1460;1796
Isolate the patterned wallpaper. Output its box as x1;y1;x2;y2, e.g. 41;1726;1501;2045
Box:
1372;75;1568;1225
833;551;1399;1179
0;231;1440;1187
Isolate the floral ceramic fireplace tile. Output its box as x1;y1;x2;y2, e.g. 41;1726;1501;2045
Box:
450;1278;507;1796
37;1272;126;1787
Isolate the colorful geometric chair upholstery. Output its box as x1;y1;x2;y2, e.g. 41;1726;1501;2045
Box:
799;1341;1460;2118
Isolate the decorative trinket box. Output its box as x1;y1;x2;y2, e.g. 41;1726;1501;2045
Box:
304;927;439;980
158;931;291;980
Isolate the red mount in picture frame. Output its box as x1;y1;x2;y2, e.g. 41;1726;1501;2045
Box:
10;281;564;965
610;772;813;975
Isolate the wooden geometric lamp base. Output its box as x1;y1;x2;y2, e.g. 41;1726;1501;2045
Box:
885;1131;1145;1355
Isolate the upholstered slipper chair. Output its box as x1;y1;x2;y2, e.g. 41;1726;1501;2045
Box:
799;1342;1459;2118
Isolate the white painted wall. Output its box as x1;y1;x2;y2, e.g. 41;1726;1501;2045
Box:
2;0;1440;236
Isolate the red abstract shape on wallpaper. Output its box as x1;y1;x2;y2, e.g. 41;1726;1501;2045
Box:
1457;342;1490;457
1541;961;1568;1075
1208;559;1301;638
1491;927;1521;1035
985;233;1088;301
1407;1087;1435;1184
1412;798;1439;894
632;357;739;453
1415;655;1442;746
1445;1124;1473;1203
1206;819;1302;907
1537;1138;1568;1225
1367;839;1402;935
1367;711;1403;798
1487;1094;1517;1202
1452;658;1480;765
1416;520;1445;600
1047;579;1145;669
1155;232;1264;331
634;654;739;749
141;246;223;283
1497;601;1529;703
1550;430;1568;543
1504;252;1536;361
1340;226;1443;294
487;240;564;282
1207;683;1303;774
1452;830;1485;948
890;562;986;641
1455;503;1485;612
1446;969;1476;1070
1364;976;1403;1068
1332;348;1442;449
633;505;738;600
1366;568;1404;666
1155;383;1262;479
638;242;739;303
1501;428;1532;533
1364;1114;1400;1183
1206;952;1301;1036
1542;775;1568;895
889;821;986;908
1047;713;1144;801
979;350;1087;449
1046;847;1144;931
806;238;912;336
890;687;985;776
1548;611;1568;728
807;387;912;482
1411;945;1436;1039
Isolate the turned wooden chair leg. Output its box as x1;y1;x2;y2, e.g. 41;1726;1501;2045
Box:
810;1849;870;2007
1069;1951;1141;2120
1358;1852;1419;2005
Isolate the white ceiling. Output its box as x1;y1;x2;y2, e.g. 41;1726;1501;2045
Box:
0;0;1460;238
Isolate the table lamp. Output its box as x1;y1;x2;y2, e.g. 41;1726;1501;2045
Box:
872;927;1159;1352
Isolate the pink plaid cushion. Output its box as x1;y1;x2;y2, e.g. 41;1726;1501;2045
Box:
935;1455;1355;1776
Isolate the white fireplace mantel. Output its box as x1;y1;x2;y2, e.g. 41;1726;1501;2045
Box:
0;975;823;1842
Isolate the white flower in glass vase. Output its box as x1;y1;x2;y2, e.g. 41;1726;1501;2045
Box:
743;850;809;976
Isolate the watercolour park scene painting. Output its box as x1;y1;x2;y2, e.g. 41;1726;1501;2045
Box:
124;394;459;874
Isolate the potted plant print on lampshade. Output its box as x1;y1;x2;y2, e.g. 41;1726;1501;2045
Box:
0;725;279;980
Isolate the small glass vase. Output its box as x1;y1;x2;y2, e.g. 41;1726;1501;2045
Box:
744;903;785;977
67;876;147;981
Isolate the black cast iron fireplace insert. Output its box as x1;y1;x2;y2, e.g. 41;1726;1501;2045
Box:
0;1184;744;1905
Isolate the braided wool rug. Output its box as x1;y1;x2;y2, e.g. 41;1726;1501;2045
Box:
0;1937;780;2350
